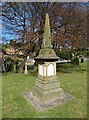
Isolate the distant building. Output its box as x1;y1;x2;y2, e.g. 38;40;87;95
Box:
5;47;19;55
6;47;15;55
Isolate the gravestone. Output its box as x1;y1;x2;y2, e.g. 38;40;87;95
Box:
24;62;28;74
24;56;35;74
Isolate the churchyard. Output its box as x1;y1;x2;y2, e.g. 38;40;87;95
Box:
1;2;88;119
2;60;87;118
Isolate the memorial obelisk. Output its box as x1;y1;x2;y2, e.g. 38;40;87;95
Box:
33;14;63;102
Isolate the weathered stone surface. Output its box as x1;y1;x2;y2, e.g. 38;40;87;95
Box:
32;75;64;102
23;91;74;112
23;14;74;111
35;14;58;60
35;79;60;90
35;78;60;90
33;86;63;102
42;14;52;48
37;75;57;81
33;14;63;103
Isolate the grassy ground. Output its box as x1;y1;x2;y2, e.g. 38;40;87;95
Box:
2;61;87;118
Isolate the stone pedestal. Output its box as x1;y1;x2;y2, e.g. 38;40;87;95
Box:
33;79;63;102
33;62;63;102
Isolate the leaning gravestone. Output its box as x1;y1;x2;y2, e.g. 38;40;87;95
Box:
24;14;74;111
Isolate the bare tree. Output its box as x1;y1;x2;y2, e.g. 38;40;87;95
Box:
2;2;87;71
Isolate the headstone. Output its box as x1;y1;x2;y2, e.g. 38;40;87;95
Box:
27;55;29;60
24;62;28;74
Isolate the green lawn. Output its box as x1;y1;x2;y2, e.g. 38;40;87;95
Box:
2;61;87;118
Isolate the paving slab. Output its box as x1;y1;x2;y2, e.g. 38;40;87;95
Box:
23;91;74;112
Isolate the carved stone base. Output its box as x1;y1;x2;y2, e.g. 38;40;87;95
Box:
33;77;63;102
23;91;74;111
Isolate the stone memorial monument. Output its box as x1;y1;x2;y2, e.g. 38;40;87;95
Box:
33;14;63;102
24;14;74;111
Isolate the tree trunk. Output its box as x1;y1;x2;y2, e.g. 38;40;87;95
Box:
20;61;24;73
20;57;26;73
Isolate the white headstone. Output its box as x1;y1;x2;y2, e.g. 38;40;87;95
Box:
27;56;29;59
24;63;28;74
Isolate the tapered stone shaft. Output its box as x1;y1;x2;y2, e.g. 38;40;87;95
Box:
43;14;52;48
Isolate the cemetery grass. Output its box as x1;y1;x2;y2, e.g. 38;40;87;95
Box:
2;61;88;118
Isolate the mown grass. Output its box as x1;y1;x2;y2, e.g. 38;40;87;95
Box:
2;61;88;118
57;61;87;73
